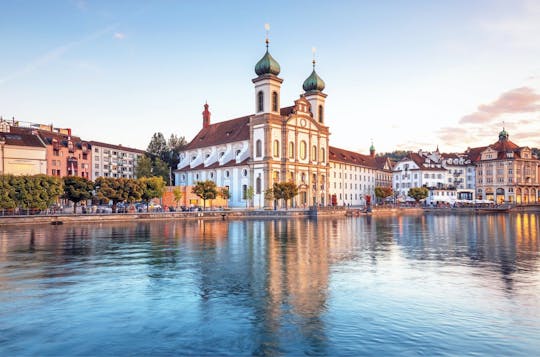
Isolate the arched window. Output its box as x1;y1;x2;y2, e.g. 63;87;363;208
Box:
300;141;307;160
257;91;264;112
273;171;279;182
312;145;317;161
273;140;280;157
289;142;294;159
272;91;278;112
318;105;324;123
256;176;261;194
256;140;262;157
320;148;326;162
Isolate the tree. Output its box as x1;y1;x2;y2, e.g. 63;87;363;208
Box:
62;176;94;213
244;186;254;208
152;157;170;185
172;187;183;209
7;175;62;212
375;186;394;204
218;187;230;208
408;187;429;203
147;132;169;162
0;175;16;210
135;155;153;178
95;177;142;213
139;176;166;211
191;180;217;210
167;134;187;173
269;182;299;209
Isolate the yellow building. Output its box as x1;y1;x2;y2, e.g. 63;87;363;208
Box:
0;125;47;175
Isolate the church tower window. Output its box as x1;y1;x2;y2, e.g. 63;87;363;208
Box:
256;140;262;157
289;142;294;159
318;105;324;123
273;140;280;157
257;91;264;112
300;141;307;160
272;91;278;112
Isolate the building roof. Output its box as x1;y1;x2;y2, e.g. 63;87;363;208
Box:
0;132;46;148
329;146;379;169
90;141;145;154
185;115;251;150
467;138;524;162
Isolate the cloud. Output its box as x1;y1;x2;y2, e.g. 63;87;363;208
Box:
113;32;126;40
459;87;540;124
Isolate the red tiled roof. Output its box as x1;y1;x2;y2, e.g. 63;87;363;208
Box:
329;146;378;168
467;138;523;162
280;106;295;116
185;115;251;150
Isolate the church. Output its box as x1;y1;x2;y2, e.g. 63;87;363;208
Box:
174;37;391;208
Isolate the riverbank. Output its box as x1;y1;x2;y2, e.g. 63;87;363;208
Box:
3;205;538;226
0;207;428;226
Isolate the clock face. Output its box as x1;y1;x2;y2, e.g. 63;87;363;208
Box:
300;119;307;127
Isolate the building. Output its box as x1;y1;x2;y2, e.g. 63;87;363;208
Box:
175;38;334;208
466;129;540;204
328;145;393;206
0;120;47;175
90;141;145;180
3;120;91;178
393;148;475;204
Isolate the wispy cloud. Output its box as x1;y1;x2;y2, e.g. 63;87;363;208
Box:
0;24;117;86
113;32;126;40
459;87;540;124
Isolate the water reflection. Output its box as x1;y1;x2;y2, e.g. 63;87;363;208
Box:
0;214;539;356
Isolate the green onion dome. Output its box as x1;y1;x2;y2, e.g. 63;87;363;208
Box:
370;143;375;152
303;61;325;92
499;128;509;141
255;43;281;76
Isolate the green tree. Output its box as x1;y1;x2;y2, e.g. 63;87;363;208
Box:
62;176;94;213
244;186;254;208
192;180;217;210
408;187;429;203
152;157;171;185
218;187;230;208
0;175;16;210
375;186;394;203
167;134;187;174
95;177;142;213
269;182;299;209
172;187;183;208
139;176;166;211
147;132;169;162
135;155;153;178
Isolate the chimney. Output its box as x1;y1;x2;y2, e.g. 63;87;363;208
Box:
202;102;211;129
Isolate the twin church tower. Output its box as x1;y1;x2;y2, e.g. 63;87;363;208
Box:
175;33;340;208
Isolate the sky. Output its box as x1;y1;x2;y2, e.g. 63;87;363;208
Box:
1;0;540;154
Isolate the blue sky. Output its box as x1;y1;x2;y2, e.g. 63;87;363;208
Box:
1;0;540;153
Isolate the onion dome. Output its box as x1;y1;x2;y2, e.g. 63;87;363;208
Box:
303;60;325;92
499;128;509;141
370;143;375;152
255;40;281;76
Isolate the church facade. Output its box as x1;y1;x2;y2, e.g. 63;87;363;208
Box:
174;40;387;208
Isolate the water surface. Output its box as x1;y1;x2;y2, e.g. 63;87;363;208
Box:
1;214;539;356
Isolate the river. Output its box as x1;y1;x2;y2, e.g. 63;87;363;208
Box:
0;213;539;356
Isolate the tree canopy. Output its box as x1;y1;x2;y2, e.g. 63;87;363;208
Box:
375;186;394;202
0;174;62;211
62;176;94;213
269;182;299;209
139;176;166;211
191;180;217;210
408;187;429;203
95;177;142;212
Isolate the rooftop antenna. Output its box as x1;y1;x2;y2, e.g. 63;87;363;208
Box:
264;23;270;49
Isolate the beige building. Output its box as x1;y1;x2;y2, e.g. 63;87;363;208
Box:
0;121;47;175
90;141;145;180
467;129;540;204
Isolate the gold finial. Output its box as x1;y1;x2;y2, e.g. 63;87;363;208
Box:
312;46;316;68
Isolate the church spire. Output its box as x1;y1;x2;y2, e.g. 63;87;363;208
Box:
202;102;211;129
